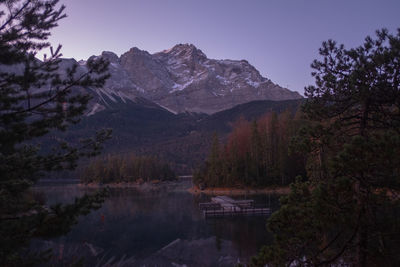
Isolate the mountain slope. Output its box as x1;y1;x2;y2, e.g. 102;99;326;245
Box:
63;99;303;174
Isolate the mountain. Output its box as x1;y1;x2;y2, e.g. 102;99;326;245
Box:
0;46;305;174
78;44;302;115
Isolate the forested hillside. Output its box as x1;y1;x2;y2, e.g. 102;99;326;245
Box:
194;109;307;187
52;98;304;175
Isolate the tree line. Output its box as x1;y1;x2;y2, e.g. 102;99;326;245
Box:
193;109;307;187
81;154;176;184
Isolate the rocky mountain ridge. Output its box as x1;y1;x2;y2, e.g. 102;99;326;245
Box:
77;43;302;114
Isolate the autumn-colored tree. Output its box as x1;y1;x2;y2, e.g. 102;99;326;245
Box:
195;110;306;188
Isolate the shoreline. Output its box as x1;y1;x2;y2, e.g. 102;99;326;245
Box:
188;186;290;195
77;180;179;188
65;181;291;195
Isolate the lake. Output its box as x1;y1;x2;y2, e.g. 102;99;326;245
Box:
32;180;281;266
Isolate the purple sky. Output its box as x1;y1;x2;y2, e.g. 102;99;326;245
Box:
46;0;400;95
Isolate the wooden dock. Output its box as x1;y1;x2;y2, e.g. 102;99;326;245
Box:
199;196;271;218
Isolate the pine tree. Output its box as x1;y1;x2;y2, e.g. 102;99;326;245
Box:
253;29;400;266
208;132;221;186
0;1;111;265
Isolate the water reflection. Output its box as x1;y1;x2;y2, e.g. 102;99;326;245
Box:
33;181;280;265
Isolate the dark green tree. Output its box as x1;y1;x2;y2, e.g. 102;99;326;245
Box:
207;132;221;186
0;0;111;265
81;154;176;184
253;29;400;266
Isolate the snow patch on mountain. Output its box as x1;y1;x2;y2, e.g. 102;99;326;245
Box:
171;79;194;93
87;103;105;116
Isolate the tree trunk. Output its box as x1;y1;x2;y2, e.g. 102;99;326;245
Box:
356;196;368;267
356;100;369;267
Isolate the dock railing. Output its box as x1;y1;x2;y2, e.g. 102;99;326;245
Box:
199;196;271;218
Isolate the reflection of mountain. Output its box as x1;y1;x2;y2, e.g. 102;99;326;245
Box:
136;237;245;266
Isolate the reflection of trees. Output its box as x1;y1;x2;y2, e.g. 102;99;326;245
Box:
207;218;273;258
38;185;279;260
32;185;91;205
202;194;280;258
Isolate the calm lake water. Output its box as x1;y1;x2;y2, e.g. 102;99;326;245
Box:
32;180;281;266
